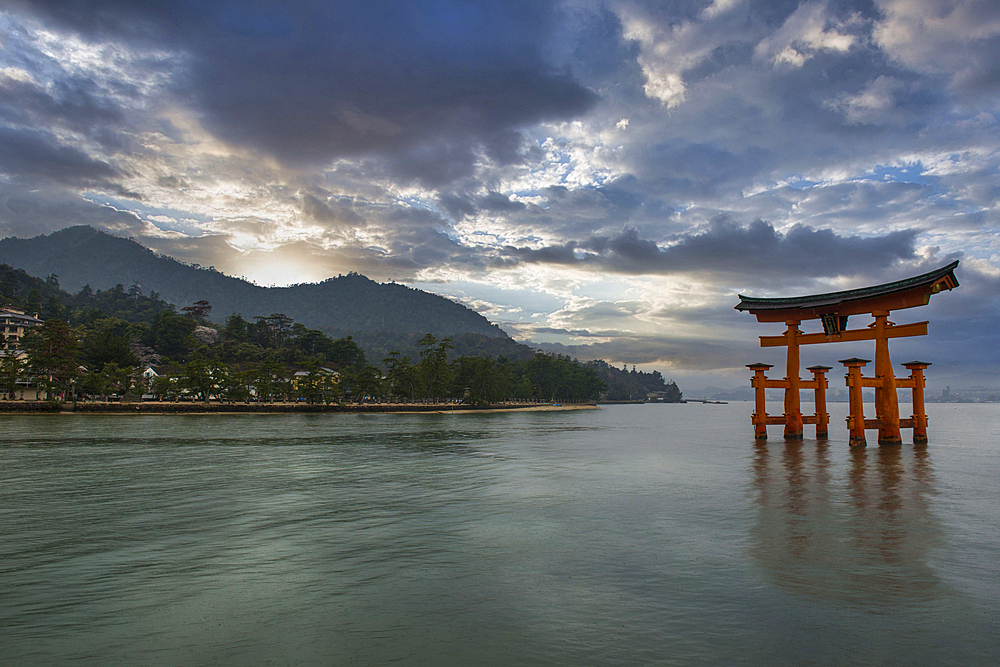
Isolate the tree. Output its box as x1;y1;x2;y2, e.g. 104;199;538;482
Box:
297;364;326;404
151;313;197;360
452;355;502;406
223;313;250;343
23;320;81;400
151;374;178;401
180;358;215;401
0;354;25;399
327;335;367;370
181;299;212;323
83;326;139;372
228;368;256;403
417;334;453;399
254;356;285;402
383;351;416;399
82;361;134;400
264;313;294;347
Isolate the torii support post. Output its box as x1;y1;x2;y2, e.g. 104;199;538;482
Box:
783;321;803;440
903;361;930;444
841;358;870;447
873;311;902;445
807;365;831;439
747;363;773;440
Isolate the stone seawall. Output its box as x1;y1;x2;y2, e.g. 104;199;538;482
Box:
0;401;61;413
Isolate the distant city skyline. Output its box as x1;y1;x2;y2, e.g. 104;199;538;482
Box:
2;0;999;386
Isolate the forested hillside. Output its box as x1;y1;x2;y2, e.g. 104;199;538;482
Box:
0;264;175;325
0;226;506;338
2;267;606;404
588;360;683;402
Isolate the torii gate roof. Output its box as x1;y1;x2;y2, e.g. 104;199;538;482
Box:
735;261;959;323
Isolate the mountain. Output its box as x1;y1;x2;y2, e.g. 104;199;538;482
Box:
0;226;506;339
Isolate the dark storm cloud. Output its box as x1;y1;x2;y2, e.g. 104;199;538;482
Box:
0;75;124;138
439;179;655;228
506;219;919;280
12;0;596;176
299;192;364;228
0;182;144;240
0;126;120;185
637;140;771;198
952;37;1000;96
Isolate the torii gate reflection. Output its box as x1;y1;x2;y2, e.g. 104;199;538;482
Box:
735;262;959;446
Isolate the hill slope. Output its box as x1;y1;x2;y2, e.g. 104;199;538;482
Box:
0;226;506;338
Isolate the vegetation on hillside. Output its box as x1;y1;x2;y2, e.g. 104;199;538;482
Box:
0;226;505;338
589;360;682;402
4;262;684;405
3;266;608;403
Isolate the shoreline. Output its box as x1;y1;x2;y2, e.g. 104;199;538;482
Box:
0;400;598;415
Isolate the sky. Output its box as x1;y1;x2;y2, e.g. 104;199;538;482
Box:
2;0;999;388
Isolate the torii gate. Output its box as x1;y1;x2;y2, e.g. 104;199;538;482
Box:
735;261;959;446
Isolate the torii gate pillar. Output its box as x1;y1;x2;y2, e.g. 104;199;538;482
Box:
873;311;902;445
783;320;803;439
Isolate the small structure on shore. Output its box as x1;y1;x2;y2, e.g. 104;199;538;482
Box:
735;261;959;446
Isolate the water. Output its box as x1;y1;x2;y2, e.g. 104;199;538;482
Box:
1;403;998;665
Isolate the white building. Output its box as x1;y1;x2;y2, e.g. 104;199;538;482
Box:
1;307;42;353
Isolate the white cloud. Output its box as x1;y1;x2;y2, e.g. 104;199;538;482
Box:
874;0;1000;75
755;1;856;67
0;66;34;83
825;76;907;125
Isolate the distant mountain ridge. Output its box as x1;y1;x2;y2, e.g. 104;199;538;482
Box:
0;226;507;339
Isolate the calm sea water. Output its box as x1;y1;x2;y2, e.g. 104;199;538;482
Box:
1;403;997;666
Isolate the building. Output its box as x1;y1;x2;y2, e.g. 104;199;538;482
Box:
1;308;43;400
1;307;42;353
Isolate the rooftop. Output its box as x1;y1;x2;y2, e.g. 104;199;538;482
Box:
735;261;959;321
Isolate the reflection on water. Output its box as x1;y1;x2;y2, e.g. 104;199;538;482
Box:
2;408;998;665
750;441;945;606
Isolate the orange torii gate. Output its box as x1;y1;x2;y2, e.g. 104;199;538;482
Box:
735;261;959;446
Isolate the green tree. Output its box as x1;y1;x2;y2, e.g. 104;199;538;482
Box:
152;313;197;360
23;320;81;400
327;335;367;370
0;354;25;399
181;358;215;401
223;313;251;343
151;374;178;400
417;334;453;399
230;368;257;403
383;351;416;399
82;361;134;400
254;356;285;402
297;364;325;404
452;355;502;406
83;326;139;372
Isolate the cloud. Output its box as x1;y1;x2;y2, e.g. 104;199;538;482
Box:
0;71;124;141
874;0;1000;97
505;219;920;281
0;126;120;185
299;192;365;228
0;183;145;239
11;0;597;179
